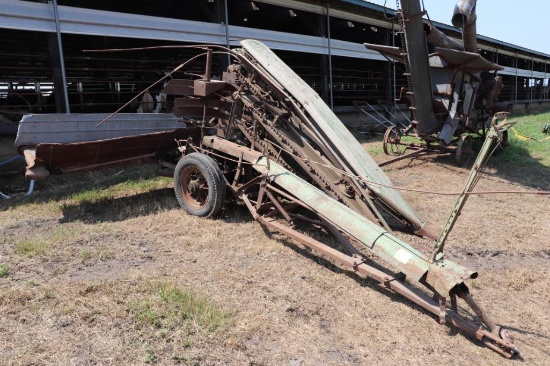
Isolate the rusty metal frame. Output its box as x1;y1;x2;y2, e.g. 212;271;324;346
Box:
196;134;518;358
16;35;520;358
165;39;519;357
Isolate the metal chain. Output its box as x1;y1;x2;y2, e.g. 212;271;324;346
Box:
234;71;350;206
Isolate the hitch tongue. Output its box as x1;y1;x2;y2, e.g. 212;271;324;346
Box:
454;284;519;357
457;289;499;334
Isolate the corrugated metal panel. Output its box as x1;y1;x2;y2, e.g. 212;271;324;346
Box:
2;0;549;63
0;0;227;44
0;0;385;60
499;66;544;78
229;25;386;60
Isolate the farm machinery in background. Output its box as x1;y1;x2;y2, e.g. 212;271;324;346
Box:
366;0;510;166
14;1;520;359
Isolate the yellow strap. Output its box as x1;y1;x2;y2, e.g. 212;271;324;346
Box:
510;127;550;142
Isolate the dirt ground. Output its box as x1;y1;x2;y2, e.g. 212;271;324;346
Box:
1;140;549;365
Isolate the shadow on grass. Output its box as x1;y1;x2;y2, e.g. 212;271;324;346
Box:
359;126;550;191
429;140;550;191
14;153;542;355
59;188;256;225
59;188;179;223
1;165;170;211
217;201;254;224
487;142;550;191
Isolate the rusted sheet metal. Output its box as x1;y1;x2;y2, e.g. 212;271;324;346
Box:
363;43;405;63
15;113;186;146
15;112;201;177
239;39;435;238
424;23;465;51
202;135;262;163
398;0;441;134
193;80;228;97
203;136;476;296
164;79;195;96
29;128;200;176
173;98;232;119
434;48;503;72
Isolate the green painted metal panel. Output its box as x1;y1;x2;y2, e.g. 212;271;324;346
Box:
240;39;430;233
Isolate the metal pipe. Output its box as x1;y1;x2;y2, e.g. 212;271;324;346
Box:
545;60;548;101
204;48;213;81
0;155;21;167
530;56;534;105
0;180;35;200
326;4;334;110
456;288;499;334
391;19;396;108
50;0;70;113
26;180;35;196
424;23;464;51
514;52;518;103
224;0;231;65
0;156;30;200
452;0;477;53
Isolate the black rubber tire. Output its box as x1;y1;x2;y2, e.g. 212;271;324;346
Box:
455;134;474;166
174;153;226;218
500;130;509;148
491;129;509;155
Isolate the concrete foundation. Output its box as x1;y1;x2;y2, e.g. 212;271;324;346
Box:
511;101;550;114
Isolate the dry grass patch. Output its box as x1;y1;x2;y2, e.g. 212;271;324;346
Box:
0;279;233;365
1;119;549;365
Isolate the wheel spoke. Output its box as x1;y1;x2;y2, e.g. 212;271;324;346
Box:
174;152;226;218
383;126;405;155
180;166;210;209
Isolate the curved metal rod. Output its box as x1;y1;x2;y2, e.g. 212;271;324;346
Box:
0;180;35;200
83;44;232;54
95;50;234;127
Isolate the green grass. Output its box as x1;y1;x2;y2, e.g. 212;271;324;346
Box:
116;176;172;192
0;264;9;278
68;176;171;205
498;110;550;166
130;281;232;335
128;281;231;363
13;240;48;257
